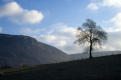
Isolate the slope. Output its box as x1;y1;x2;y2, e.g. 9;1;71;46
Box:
1;54;121;80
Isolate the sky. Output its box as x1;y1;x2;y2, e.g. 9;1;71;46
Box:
0;0;121;54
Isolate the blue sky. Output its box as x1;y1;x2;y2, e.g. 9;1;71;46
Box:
0;0;121;54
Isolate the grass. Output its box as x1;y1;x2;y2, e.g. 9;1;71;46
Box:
0;66;35;73
1;54;121;80
0;64;54;73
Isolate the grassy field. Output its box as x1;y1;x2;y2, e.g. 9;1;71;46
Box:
1;54;121;80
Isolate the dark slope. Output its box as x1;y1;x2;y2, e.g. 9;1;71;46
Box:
0;34;69;67
1;54;121;80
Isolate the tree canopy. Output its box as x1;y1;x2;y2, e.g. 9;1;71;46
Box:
75;19;108;58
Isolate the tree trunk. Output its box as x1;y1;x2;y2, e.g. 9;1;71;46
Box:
89;41;93;59
89;27;93;59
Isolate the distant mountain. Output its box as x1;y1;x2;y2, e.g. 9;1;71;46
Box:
69;51;121;60
0;34;69;68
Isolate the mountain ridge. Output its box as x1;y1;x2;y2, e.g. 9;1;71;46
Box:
0;33;69;68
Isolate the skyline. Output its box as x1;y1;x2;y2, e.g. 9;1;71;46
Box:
0;0;121;54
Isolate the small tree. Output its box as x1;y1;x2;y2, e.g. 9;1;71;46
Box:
74;19;107;59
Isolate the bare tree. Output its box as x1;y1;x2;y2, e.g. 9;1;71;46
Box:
74;19;107;59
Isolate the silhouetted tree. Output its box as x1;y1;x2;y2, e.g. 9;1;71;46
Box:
74;19;107;59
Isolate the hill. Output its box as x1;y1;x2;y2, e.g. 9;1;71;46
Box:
1;54;121;80
69;51;121;60
0;34;69;68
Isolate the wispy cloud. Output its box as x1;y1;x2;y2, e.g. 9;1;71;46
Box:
87;3;98;11
87;0;121;11
0;2;44;24
20;28;42;35
110;12;121;31
102;31;121;51
101;0;121;8
20;23;83;54
20;21;121;54
103;12;121;32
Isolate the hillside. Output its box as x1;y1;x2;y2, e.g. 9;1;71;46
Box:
1;54;121;80
0;34;69;68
